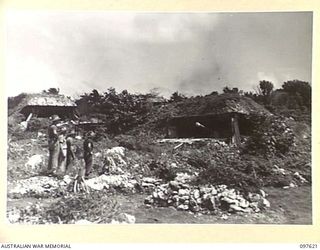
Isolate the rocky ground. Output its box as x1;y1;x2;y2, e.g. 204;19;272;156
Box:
6;130;312;224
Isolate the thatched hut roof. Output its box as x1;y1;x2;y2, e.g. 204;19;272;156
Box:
25;94;76;107
173;93;271;118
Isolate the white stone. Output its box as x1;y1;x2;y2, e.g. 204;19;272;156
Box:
175;173;192;183
196;198;202;204
177;204;189;210
178;189;190;196
202;193;211;200
25;155;44;170
211;187;217;195
229;204;244;212
221;197;237;204
63;175;72;185
294;172;307;183
158;191;166;200
200;187;212;194
141;183;155;188
170;163;178;168
193;189;200;199
262;198;270;208
180;195;190;201
143;177;160;184
259;189;266;198
221;214;229;220
239;200;250;208
113;213;136;224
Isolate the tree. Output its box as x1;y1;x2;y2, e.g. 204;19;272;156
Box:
223;86;238;94
282;80;311;109
259;81;274;97
170;91;186;102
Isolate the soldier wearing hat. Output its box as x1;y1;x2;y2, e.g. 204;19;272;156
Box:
47;115;61;174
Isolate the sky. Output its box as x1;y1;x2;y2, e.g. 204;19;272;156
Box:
5;11;313;98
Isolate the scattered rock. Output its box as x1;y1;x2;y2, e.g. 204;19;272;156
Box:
111;213;136;224
25;154;45;171
177;204;189;210
259;189;266;198
145;182;270;214
175;172;193;184
221;214;229;220
293;172;308;183
262;198;270;208
8;176;61;198
229;204;244;213
193;189;200;199
7;208;21;223
289;183;296;188
85;174;137;192
169;181;180;191
178;189;190;196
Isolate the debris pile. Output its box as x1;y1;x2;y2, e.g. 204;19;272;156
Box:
141;177;162;190
7;203;44;224
85;174;138;192
145;173;270;214
7;176;70;198
104;146;127;174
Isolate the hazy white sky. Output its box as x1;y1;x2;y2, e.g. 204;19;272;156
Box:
5;11;312;98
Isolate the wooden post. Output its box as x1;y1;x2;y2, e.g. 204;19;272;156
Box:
231;114;241;146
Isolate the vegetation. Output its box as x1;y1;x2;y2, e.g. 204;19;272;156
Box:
6;78;312;224
7;78;311;189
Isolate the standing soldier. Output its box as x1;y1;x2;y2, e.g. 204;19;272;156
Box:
83;131;94;178
58;127;68;174
47;115;61;174
66;135;75;172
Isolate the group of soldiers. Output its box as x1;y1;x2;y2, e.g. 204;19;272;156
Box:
47;115;94;189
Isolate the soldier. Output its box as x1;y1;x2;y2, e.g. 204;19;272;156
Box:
58;127;68;174
47;115;61;174
66;135;75;171
73;163;88;193
83;131;95;178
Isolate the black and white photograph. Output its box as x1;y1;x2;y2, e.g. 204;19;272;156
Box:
6;11;312;225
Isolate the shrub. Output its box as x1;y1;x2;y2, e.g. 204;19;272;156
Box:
148;160;176;182
42;191;120;224
196;158;264;193
27;118;50;132
242;115;295;156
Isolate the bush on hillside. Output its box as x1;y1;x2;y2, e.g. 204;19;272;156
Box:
242;115;295;156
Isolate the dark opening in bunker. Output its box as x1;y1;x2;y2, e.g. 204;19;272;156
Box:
167;113;256;140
